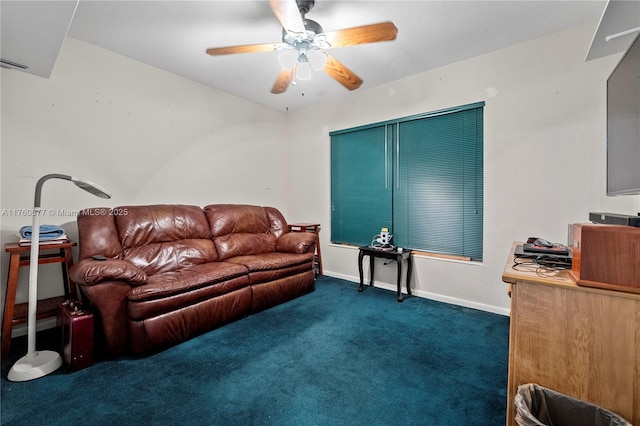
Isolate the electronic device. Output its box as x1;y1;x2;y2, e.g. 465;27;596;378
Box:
523;237;570;255
589;212;640;227
606;33;640;196
370;227;394;250
526;237;553;247
523;243;570;255
514;244;572;268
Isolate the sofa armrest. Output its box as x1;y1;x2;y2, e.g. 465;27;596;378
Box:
70;258;148;286
276;232;318;254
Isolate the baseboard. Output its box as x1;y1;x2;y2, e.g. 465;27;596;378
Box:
321;271;510;317
11;317;58;337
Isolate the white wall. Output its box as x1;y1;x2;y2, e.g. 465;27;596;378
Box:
1;23;639;334
287;23;639;314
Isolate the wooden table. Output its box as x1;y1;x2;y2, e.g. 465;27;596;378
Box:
358;246;412;302
502;242;639;425
2;240;76;359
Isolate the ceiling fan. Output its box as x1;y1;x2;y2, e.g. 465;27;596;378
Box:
206;0;398;94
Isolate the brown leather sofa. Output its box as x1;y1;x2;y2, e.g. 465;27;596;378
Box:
69;204;317;356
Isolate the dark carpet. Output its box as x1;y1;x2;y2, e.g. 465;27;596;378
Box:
1;276;509;425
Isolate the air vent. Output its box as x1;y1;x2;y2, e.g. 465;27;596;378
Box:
0;59;28;70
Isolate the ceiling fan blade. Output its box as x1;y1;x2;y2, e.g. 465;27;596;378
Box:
271;65;297;94
269;0;305;33
323;22;398;48
206;42;283;56
323;54;363;91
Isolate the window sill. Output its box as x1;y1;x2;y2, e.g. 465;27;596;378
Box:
329;243;483;265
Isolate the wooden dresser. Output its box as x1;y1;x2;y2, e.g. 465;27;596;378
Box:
502;241;640;426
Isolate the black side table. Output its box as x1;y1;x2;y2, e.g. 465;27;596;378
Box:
358;246;413;302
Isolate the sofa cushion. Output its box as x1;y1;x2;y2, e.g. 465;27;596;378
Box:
77;208;124;259
213;233;277;260
128;261;248;303
116;205;212;246
204;204;278;260
205;204;271;236
226;252;314;272
226;252;314;286
124;239;218;276
264;207;289;239
114;205;218;274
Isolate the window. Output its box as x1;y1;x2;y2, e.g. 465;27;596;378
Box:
330;102;484;260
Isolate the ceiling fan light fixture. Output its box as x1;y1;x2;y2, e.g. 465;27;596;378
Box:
278;49;298;69
307;49;328;70
296;53;313;80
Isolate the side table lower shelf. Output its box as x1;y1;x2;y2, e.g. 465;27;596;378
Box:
2;296;68;359
12;296;67;327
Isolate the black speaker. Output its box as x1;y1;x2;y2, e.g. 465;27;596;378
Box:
589;212;640;227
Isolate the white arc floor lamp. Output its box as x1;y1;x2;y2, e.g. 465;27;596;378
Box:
8;174;111;382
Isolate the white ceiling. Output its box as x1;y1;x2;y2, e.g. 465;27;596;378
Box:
2;1;632;112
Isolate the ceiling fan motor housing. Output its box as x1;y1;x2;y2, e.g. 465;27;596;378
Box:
281;18;324;46
303;19;323;35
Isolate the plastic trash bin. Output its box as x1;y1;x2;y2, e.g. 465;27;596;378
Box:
514;383;632;426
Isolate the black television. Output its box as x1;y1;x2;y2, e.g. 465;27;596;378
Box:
606;32;640;196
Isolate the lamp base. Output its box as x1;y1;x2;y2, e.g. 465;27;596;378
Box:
7;350;62;382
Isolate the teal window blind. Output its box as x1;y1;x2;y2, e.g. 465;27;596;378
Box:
330;126;392;246
330;102;484;260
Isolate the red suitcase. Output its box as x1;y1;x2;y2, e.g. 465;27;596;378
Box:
57;300;94;372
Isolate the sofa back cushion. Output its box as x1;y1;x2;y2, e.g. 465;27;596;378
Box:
264;206;289;239
204;204;277;260
114;205;218;275
77;208;124;260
